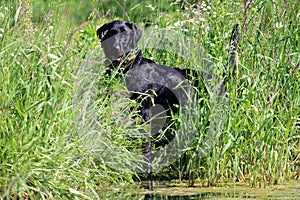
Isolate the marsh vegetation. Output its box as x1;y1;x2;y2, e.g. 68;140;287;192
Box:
0;0;299;199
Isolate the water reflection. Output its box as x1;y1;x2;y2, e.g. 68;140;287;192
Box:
102;181;300;199
142;192;255;200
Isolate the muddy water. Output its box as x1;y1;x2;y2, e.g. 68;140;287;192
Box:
105;180;300;199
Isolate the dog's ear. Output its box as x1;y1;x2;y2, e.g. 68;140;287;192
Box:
97;21;142;44
97;23;111;42
125;22;142;44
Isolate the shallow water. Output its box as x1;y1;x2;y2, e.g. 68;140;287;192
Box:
103;180;300;199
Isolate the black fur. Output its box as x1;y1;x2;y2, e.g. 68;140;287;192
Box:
97;20;195;190
97;20;193;121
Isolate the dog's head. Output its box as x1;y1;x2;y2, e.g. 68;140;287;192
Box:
97;20;142;62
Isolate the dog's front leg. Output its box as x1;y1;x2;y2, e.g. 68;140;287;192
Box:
140;103;154;190
145;131;153;190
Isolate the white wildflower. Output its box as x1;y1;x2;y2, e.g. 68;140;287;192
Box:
224;32;228;38
198;17;206;22
48;53;59;60
0;28;4;33
275;22;283;28
174;21;181;27
212;12;217;18
192;9;200;15
0;12;4;18
189;18;195;23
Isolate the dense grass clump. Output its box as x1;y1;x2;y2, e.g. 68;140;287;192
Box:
0;0;299;198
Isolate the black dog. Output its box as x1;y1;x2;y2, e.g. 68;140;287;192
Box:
97;20;196;190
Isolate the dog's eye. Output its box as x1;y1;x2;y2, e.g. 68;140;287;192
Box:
120;27;126;32
106;30;119;39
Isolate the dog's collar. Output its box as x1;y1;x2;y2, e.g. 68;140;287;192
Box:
124;47;140;63
119;48;142;74
107;48;142;75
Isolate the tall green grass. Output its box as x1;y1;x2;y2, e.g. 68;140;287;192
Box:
0;0;299;199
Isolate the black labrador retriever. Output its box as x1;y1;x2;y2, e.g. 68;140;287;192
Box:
97;20;197;190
